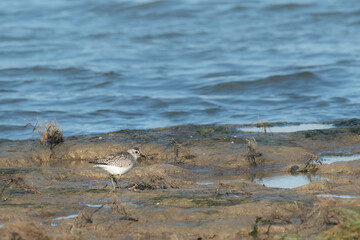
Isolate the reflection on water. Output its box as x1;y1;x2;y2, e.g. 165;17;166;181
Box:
254;174;327;189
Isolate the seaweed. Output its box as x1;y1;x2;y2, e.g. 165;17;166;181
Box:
245;138;263;167
25;118;63;149
299;156;322;173
111;197;138;222
0;175;41;201
255;115;273;136
171;138;195;164
318;208;360;239
128;173;179;190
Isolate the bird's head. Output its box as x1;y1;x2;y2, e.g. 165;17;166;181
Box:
127;147;145;160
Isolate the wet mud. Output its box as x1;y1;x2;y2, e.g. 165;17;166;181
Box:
1;120;360;239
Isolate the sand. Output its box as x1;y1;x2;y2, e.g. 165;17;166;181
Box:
1;120;360;239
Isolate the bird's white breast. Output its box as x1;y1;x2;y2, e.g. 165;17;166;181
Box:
94;165;134;175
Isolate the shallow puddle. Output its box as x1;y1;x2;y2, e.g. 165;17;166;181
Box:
49;214;79;227
254;174;327;189
53;214;78;221
239;123;334;133
86;204;103;208
320;154;360;164
196;181;215;186
191;168;212;173
317;194;360;199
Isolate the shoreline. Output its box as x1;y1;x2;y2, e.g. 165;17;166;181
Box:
2;118;359;142
1;118;360;239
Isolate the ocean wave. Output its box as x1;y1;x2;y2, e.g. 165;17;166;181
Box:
0;66;90;75
265;3;313;11
193;71;323;94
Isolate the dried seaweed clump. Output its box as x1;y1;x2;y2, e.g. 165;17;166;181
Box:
129;174;179;190
214;182;252;198
0;175;41;201
320;208;360;239
26;118;63;148
255;115;273;135
70;205;104;232
299;156;322;173
171;138;195;164
111;197;138;221
0;221;50;240
245;138;263;167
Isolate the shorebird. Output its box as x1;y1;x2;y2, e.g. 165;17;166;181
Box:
89;148;144;189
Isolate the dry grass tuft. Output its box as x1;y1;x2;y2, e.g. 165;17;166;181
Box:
319;208;360;239
171;138;195;164
296;198;338;233
110;197;138;221
299;156;322;173
1;221;50;240
255;115;273;135
26;118;63;149
245;138;263;167
70;205;104;231
128;173;179;190
214;182;252;199
0;175;41;201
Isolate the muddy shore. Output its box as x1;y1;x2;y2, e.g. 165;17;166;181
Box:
1;119;360;239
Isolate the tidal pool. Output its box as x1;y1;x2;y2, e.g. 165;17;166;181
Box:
317;194;360;199
53;214;78;221
254;174;327;189
320;154;360;164
195;181;215;186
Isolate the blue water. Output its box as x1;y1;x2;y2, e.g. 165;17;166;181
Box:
1;0;360;140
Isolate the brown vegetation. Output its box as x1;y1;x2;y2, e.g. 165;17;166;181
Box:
171;138;195;164
0;221;51;240
0;175;41;201
128;173;179;190
245;138;263;167
300;156;322;173
26;119;63;149
256;115;273;135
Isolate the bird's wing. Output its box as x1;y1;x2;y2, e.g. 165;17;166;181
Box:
90;152;133;167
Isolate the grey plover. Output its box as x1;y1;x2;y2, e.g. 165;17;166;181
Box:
89;148;144;189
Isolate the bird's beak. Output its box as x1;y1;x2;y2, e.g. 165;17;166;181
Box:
140;154;146;158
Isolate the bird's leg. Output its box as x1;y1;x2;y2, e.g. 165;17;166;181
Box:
110;175;116;190
117;175;122;189
114;176;120;189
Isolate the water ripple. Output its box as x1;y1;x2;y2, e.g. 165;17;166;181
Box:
0;0;359;139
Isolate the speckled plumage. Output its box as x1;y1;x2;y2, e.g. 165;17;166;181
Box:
89;148;143;189
92;151;135;168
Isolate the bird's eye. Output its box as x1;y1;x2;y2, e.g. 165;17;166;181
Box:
135;150;139;154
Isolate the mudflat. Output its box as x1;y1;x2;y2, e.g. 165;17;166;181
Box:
1;120;360;239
